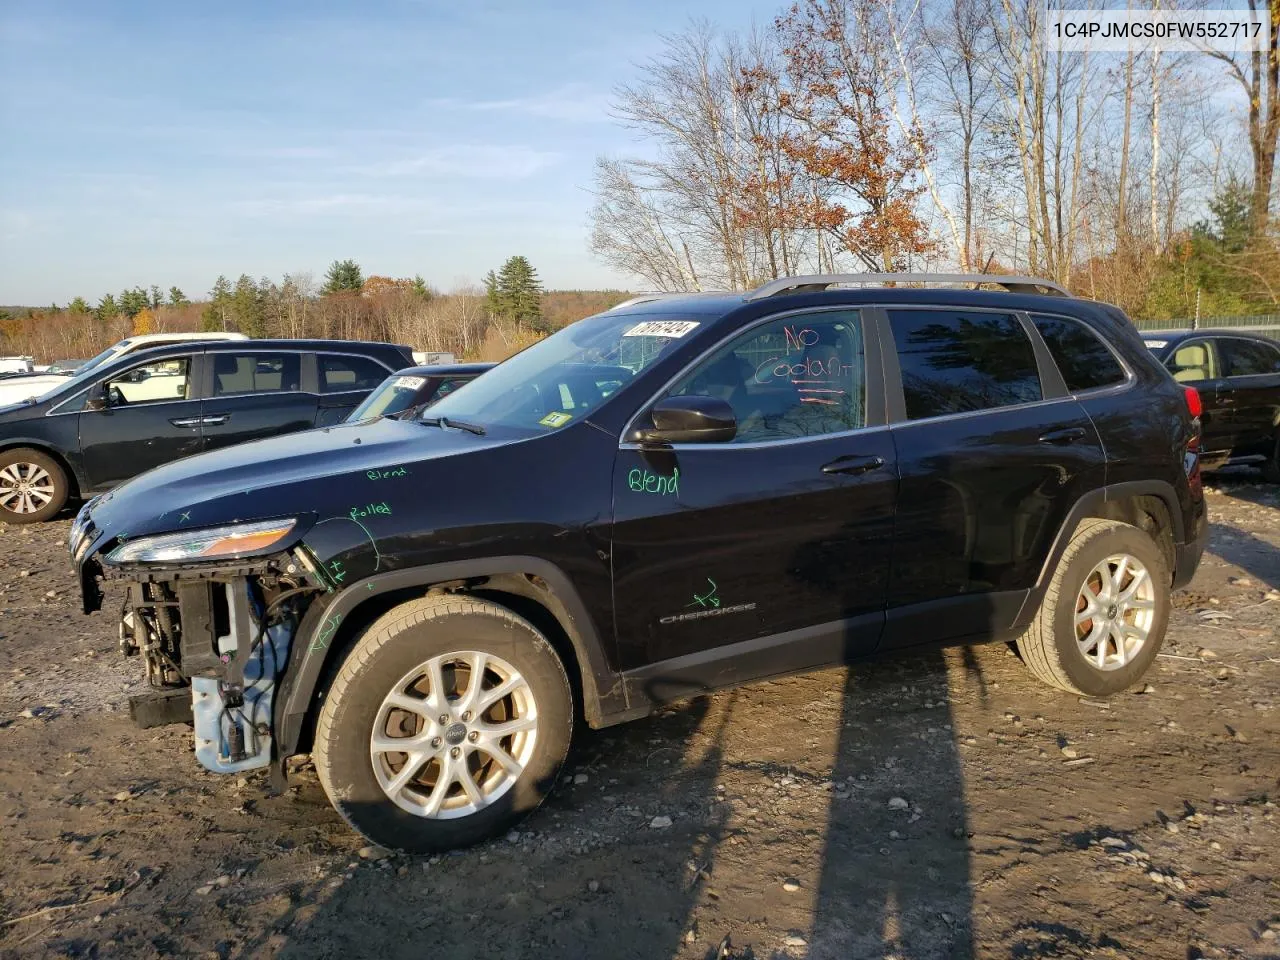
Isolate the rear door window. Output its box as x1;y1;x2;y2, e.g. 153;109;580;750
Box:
211;353;302;396
1218;338;1280;377
320;354;389;393
888;310;1043;420
1031;315;1127;392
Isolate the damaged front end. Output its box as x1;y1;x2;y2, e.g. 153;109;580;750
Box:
74;509;330;776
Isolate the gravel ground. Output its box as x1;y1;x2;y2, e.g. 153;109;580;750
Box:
1;479;1278;960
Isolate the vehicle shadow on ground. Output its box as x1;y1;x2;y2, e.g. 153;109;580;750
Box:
1204;478;1280;592
245;640;978;960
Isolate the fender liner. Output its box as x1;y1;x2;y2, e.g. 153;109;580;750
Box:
1016;478;1194;625
273;556;626;760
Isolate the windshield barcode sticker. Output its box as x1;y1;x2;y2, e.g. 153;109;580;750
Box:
1143;341;1168;349
393;376;426;389
622;320;700;338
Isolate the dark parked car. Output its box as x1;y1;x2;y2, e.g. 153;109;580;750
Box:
71;273;1206;852
346;363;495;423
0;338;413;523
1144;330;1280;480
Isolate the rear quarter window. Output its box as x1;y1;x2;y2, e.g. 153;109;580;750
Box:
1032;315;1127;392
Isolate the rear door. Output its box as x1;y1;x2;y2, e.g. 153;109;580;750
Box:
880;306;1107;648
1163;338;1235;458
315;352;397;426
1215;336;1280;458
77;354;202;489
199;350;317;453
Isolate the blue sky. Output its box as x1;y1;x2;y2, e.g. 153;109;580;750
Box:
0;0;777;304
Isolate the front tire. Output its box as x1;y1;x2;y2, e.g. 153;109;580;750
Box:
315;595;573;853
0;448;69;524
1017;518;1170;696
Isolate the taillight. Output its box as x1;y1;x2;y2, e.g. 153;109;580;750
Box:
1183;386;1202;419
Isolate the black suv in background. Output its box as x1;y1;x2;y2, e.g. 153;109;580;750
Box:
1144;330;1280;480
0;339;413;523
71;274;1206;852
346;363;496;422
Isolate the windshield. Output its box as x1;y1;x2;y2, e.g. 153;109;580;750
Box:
349;374;431;421
424;312;702;431
46;341;130;397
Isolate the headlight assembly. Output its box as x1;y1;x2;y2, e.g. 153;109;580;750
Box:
105;518;297;565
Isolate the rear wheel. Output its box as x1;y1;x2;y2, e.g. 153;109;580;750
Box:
1262;429;1280;483
0;448;68;524
315;595;573;852
1016;518;1169;696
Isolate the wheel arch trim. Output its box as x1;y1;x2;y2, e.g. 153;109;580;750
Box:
274;555;625;760
1019;479;1190;624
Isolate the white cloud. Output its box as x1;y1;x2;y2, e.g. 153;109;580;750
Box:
427;84;612;123
359;144;561;179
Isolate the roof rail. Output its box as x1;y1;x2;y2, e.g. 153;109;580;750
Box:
744;273;1071;301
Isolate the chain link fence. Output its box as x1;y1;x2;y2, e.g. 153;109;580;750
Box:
1131;313;1280;336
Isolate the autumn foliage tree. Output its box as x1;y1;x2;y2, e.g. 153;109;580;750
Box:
772;0;933;270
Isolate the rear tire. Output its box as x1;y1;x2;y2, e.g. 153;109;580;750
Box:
0;448;69;524
1262;430;1280;483
315;595;573;853
1016;518;1169;697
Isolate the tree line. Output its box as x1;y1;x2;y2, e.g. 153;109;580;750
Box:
0;257;628;364
589;2;1280;320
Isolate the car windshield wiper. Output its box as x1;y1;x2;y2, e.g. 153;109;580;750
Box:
420;416;486;436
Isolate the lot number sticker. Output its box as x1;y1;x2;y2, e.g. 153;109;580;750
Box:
539;411;573;428
393;376;426;390
622;320;700;338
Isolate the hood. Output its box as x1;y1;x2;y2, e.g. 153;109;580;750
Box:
0;374;67;404
85;417;506;541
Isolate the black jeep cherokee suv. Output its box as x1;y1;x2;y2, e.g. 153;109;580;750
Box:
71;274;1207;852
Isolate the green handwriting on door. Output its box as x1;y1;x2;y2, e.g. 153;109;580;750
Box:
627;468;678;496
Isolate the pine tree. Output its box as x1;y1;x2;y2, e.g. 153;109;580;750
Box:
201;276;232;332
68;297;90;314
323;259;364;294
489;256;546;332
231;274;266;337
96;294;120;322
169;287;189;306
119;287;149;319
149;285;164;309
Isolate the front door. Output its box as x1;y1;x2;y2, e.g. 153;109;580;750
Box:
1215;336;1280;458
610;308;897;690
200;351;317;453
1164;338;1235;460
78;355;202;489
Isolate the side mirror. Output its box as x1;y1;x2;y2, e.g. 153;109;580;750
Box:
84;382;110;411
633;395;737;445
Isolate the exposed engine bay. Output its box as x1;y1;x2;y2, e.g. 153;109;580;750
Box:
113;552;324;774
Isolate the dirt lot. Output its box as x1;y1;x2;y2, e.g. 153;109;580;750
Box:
1;480;1278;960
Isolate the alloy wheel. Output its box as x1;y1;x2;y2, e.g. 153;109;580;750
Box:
0;462;55;515
370;651;539;819
1074;553;1157;670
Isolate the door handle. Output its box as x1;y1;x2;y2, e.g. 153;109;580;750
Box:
201;415;229;426
1038;426;1088;445
821;454;885;476
169;417;201;428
